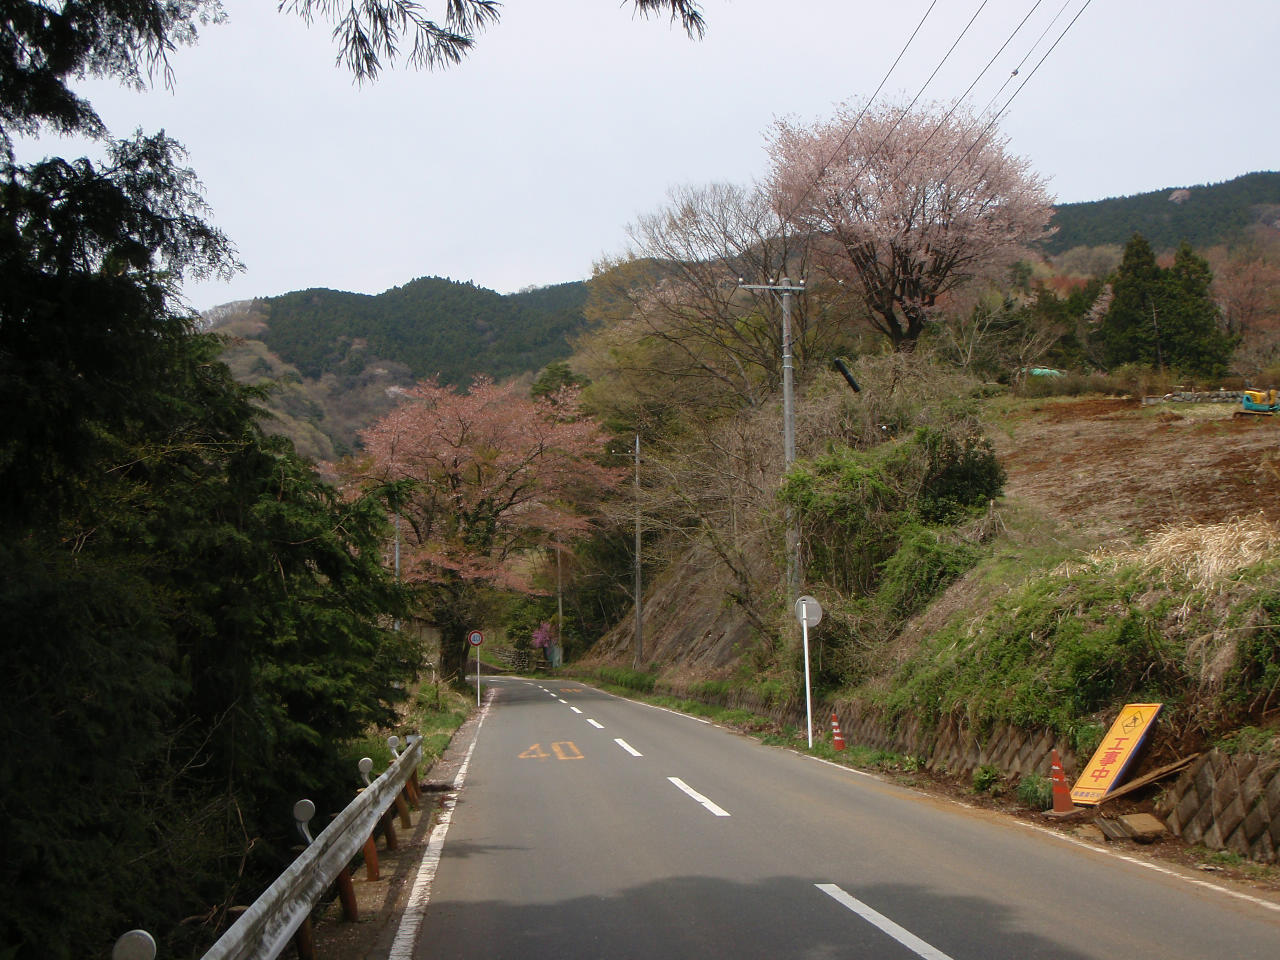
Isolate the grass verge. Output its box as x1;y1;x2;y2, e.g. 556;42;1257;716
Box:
339;679;473;783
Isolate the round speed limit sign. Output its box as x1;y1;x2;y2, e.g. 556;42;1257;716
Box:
467;630;484;647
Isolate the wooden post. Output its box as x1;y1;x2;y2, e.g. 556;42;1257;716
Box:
336;866;359;921
363;833;380;881
292;916;315;960
404;773;420;807
382;810;398;851
395;792;412;829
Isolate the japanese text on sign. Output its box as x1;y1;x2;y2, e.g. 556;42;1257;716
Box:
1070;703;1162;805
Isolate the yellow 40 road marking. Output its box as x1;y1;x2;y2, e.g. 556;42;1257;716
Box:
519;742;584;760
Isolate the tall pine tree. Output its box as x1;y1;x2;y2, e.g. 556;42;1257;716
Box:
1093;234;1236;377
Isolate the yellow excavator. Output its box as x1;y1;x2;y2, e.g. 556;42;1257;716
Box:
1236;388;1279;418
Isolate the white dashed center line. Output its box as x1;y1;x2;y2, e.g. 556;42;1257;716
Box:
816;884;955;960
668;777;730;817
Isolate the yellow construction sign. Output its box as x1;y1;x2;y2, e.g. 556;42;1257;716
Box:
1070;703;1162;805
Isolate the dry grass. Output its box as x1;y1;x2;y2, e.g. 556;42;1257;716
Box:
1058;513;1279;593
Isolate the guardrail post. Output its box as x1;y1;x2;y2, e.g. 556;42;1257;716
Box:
292;915;315;960
404;735;422;807
357;757;380;882
381;808;399;850
387;737;412;825
291;800;319;960
112;929;156;960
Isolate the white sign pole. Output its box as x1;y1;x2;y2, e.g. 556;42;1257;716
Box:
467;630;484;706
793;596;822;749
801;617;814;748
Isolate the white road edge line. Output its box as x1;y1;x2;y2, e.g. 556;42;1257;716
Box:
570;706;583;714
816;884;955;960
614;738;643;757
387;692;492;960
587;719;604;729
668;776;730;817
1012;820;1280;914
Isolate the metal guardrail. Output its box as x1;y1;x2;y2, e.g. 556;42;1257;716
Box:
114;735;423;960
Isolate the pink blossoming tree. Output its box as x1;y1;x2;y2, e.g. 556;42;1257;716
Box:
768;100;1055;350
360;377;621;681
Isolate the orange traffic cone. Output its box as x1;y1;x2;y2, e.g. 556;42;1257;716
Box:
830;712;846;751
1047;748;1077;817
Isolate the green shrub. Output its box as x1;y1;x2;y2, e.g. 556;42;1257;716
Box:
876;524;979;621
900;425;1005;523
690;679;732;699
1223;591;1280;716
1017;773;1053;810
882;561;1188;737
972;764;1003;794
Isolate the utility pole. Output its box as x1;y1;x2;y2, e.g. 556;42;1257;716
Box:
739;275;805;597
555;542;564;668
632;433;643;669
393;512;401;632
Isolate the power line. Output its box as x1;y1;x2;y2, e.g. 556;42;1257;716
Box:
939;0;1096;188
782;1;999;231
976;0;1075;120
898;0;1046;169
777;0;940;225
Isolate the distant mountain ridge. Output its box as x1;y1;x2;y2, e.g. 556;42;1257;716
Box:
217;173;1280;392
204;170;1277;460
206;276;588;459
1045;170;1280;254
254;275;589;387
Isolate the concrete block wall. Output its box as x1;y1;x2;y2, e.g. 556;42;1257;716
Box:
1157;750;1280;864
658;681;1072;781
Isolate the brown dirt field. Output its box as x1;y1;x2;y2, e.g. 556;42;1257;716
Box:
993;397;1280;542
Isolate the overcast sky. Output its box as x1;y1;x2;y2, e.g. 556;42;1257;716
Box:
33;0;1280;311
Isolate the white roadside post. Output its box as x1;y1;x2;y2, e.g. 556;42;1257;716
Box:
794;595;823;748
112;930;156;960
468;630;484;705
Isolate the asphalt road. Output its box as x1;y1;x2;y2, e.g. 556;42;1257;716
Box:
401;678;1280;959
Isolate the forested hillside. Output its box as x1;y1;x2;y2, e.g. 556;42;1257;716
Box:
254;276;588;385
1046;170;1280;253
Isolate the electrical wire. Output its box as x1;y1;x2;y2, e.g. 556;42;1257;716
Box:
976;0;1075;120
782;1;994;228
776;0;940;225
899;0;1046;169
940;0;1096;187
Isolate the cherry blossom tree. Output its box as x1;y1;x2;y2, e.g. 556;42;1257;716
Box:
360;377;622;680
768;100;1055;350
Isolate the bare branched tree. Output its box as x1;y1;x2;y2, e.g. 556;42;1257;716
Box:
582;182;852;426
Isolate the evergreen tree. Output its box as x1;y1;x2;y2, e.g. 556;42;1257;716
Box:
1092;234;1236;377
1;5;408;957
